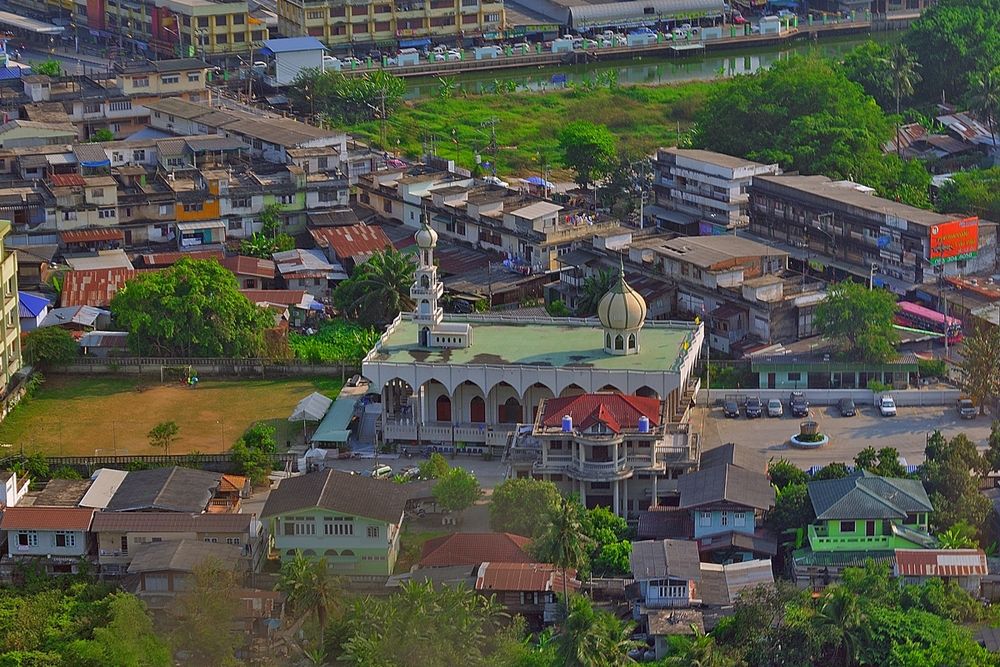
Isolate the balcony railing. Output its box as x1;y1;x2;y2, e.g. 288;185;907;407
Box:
382;419;512;447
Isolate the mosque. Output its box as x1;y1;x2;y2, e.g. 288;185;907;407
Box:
361;216;705;452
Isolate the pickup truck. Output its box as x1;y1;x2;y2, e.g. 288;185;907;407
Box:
745;395;763;418
789;391;809;417
957;398;977;419
877;395;897;417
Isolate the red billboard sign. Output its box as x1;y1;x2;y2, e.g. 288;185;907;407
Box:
929;217;979;266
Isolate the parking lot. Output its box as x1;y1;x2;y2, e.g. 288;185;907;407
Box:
694;402;995;469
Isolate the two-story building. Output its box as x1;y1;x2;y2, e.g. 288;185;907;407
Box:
261;469;409;576
0;506;95;575
630;538;703;610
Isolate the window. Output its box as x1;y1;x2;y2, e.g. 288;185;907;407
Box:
324;517;354;536
133;77;149;88
319;190;337;202
226;537;241;545
144;574;169;592
98;208;116;219
215;14;226;25
307;10;323;19
367;526;379;539
198;16;209;27
162;74;180;85
132;149;145;160
62;210;77;221
187;72;200;82
486;11;499;21
278;194;293;204
318;157;328;169
233;14;244;23
120;535;128;554
787;372;801;381
233;197;250;208
92;188;104;198
17;531;38;547
699;511;712;527
182;203;204;213
734;511;746;527
159;204;170;216
720;511;729;527
840;520;855;533
283;517;316;536
55;532;76;548
204;537;218;543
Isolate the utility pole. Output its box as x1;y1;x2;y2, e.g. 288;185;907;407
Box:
480;116;499;176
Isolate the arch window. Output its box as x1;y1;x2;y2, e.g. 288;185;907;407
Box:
628;334;636;349
470;396;486;423
615;334;624;350
436;395;452;421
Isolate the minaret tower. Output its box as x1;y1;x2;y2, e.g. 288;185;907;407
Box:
411;211;443;347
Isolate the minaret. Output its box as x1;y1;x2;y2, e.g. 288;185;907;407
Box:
411;211;443;347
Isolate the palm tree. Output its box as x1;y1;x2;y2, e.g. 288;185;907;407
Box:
663;626;735;667
533;496;591;618
555;594;640;666
334;247;416;326
276;550;342;646
815;586;864;667
575;268;616;317
884;44;921;156
971;67;1000;151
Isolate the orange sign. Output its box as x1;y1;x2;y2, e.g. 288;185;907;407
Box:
929;217;978;265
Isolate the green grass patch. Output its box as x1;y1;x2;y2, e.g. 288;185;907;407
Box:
289;319;378;363
348;81;712;175
394;529;450;574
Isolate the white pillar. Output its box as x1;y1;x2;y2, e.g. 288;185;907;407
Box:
579;480;587;507
623;476;629;517
613;480;620;518
652;475;658;509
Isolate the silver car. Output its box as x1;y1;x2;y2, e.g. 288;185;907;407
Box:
766;399;783;417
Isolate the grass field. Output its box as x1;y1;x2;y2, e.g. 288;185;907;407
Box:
347;82;711;176
0;375;344;457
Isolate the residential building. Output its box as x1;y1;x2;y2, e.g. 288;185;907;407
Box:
219;256;277;290
0;470;29;508
751;353;919;390
256;37;326;87
418;532;535;568
38;305;109;330
105;467;233;513
60;268;137;309
273;247;346;298
749;174;996;292
114;59;210;98
697;558;775;605
894;548;988;594
793;472;936;589
309;223;392;273
509;392;698;518
629;538;703;609
646;609;704;661
91;511;260;575
650;148;780;234
0;507;95;575
261;469;410;576
18;291;49;332
0;222;22;391
275;0;504;52
127;539;248;609
474;562;580;629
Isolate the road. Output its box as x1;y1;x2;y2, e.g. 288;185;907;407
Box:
694;403;994;469
322;453;510;490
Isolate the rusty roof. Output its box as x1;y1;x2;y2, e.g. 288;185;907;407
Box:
894;549;988;577
0;506;94;531
49;173;86;187
309;223;391;262
137;249;225;267
59;228;126;244
240;289;309;306
220;255;276;279
60;268;136;308
420;532;535;567
475;562;580;593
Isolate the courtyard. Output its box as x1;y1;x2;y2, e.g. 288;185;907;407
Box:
0;375;343;457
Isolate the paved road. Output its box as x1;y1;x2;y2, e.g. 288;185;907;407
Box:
695;403;994;469
322;453;510;489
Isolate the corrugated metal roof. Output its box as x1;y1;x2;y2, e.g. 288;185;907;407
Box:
18;291;49;318
127;539;244;574
220;255;276;279
59;228;125;244
698;559;774;605
630;539;702;581
894;549;988;577
260;37;326;54
475;561;579;593
60;268;136;308
49;173;86;187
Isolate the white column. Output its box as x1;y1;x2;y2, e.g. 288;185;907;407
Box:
623;476;629;517
579;479;587;507
652;475;658;509
613;480;620;518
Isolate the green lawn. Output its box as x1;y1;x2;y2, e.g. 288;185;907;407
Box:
348;82;711;176
0;375;343;456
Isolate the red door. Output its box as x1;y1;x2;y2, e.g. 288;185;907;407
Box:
470;396;485;423
435;395;451;422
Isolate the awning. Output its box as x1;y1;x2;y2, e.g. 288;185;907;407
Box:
288;391;333;422
399;37;431;48
310;392;358;444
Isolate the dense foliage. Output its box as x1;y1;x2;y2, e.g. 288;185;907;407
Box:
557;121;618;188
814;280;899;363
922;431;992;533
938;168;1000;220
110;258;272;358
432;467;482;512
333;248;416;327
490;477;562;537
231;421;277;485
23;327;77;368
291;69;406;124
959;322;1000;415
289;320;379;363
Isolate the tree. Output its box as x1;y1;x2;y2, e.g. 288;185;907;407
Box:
814;280;898;363
557;121;617;188
111;258;272;357
418;452;451;480
147;421;179;455
937;168;1000;221
812;462;851;480
489;477;561;537
664;625;737;667
239;231;295;259
937;521;979;549
884;43;921;156
767;482;815;545
333;247;415;327
89;128;115;143
959;323;1000;415
554;594;639;667
972;66;1000;148
24;327;77;368
171;559;242;666
532;496;592;617
855;446;907;478
66;593;171;667
768;458;807;489
277;550;343;647
815;586;864;667
575;269;616;317
32;60;61;77
291;69;405;126
231;422;277;484
921;433;991;532
582;506;632;577
259;201;285;237
839;41;894;109
432;467;481;513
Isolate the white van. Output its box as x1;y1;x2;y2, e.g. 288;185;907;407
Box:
366;464;393;479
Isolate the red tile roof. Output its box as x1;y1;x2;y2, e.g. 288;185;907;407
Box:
60;268;137;308
309;223;391;262
50;173;86;187
419;532;535;567
221;255;276;279
540;393;661;434
476;562;580;593
0;506;95;531
894;549;988;577
240;289;308;306
59;228;125;244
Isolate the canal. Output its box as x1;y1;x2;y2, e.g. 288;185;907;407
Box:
403;33;896;99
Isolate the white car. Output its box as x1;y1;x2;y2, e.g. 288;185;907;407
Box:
445;49;462;61
251;61;267;70
766;399;783;418
341;56;363;67
877;395;897;417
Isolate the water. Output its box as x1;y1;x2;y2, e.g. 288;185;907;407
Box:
403;34;892;99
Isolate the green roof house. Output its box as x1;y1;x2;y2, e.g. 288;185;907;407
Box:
805;471;935;553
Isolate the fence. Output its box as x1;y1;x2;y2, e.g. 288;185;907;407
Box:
62;357;359;379
698;387;962;407
1;452;300;475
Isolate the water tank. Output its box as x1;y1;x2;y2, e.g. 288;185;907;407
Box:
561;415;573;432
638;416;650;433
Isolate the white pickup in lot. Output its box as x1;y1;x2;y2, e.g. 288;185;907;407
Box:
876;395;897;417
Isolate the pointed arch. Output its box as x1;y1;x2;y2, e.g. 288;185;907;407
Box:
436;394;452;422
614;334;624;350
559;384;586;398
597;384;622;394
635;386;659;399
628;333;636;349
470;396;486;423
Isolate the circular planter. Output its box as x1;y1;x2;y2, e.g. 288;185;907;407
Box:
790;433;829;449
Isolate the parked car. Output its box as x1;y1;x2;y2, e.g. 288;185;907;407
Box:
838;398;856;417
445;49;462;61
341;56;363;67
957;398;977;419
399;465;420;480
723;399;740;418
745;395;763;418
365;464;393;479
346;374;366;387
766;398;783;417
877;395;897;417
789;391;809;417
777;9;796;17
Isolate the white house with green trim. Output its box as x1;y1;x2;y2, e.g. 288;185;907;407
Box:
261;470;408;576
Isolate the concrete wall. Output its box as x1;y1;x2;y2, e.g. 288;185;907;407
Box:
698;388;960;407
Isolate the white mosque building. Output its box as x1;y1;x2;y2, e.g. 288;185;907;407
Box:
361;216;705;453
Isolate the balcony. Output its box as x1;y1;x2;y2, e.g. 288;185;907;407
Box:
535;456;633;481
382;419;512;447
410;282;443;299
807;524;894;551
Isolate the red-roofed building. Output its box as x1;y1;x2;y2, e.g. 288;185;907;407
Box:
509;393;698;519
60;268;137;307
310;223;391;272
475;561;580;628
894;549;988;593
136;249;226;268
1;506;95;574
220;256;277;289
418;532;535;568
50;173;86;187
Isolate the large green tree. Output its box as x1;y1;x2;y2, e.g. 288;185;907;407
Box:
575;269;616;317
110;258;272;357
532;496;592;617
959;323;1000;415
277;550;343;647
558;121;617;188
814;280;899;363
885;43;921;156
839;41;895;109
938;168;1000;221
24;326;77;368
291;69;405;126
333;247;416;327
489;477;562;537
971;66;1000;149
432;467;481;513
554;594;640;667
921;432;991;533
170;559;242;666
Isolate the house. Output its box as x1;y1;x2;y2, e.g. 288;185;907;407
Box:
261;469;409;576
256;37;326;87
475;561;580;629
309;223;392;273
677;463;776;563
418;532;535;568
17;291;49;332
105;467;228;513
697;559;775;606
240;289;318;328
0;506;95;575
78;331;130;357
629;538;703;610
0;470;29;508
91;511;260;575
699;442;767;474
127;539;248;610
792;472;936;589
220;256;276;290
38;305;109;331
78;468;129;509
894;548;988;595
272;248;347;299
646;609;704;661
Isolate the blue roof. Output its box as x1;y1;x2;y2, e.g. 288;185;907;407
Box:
18;291;50;318
260;37;326;55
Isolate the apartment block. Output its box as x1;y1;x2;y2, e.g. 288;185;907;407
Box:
0;222;21;392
